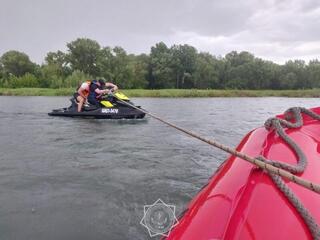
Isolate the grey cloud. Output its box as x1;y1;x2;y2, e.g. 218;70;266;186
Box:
0;0;319;63
245;0;320;43
174;0;255;36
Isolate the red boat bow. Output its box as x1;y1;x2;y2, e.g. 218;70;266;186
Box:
167;107;320;240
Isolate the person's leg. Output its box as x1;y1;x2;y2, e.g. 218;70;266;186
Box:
88;96;100;106
76;95;85;112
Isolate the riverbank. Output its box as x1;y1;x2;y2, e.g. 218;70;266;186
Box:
0;88;320;97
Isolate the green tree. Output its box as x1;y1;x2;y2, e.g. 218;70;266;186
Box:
98;46;133;88
64;70;91;88
171;44;197;88
222;51;282;89
6;73;39;88
66;38;101;76
46;50;65;65
279;60;307;89
128;54;149;88
1;50;36;77
40;51;71;88
225;51;254;67
280;72;298;89
242;59;272;90
193;52;219;88
40;64;64;88
149;42;174;88
307;60;320;88
224;51;253;89
110;47;132;88
0;62;4;86
2;37;320;90
45;50;70;76
97;47;114;81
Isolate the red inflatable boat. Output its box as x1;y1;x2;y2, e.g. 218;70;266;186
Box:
167;107;320;240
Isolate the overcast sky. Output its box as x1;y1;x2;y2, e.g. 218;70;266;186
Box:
1;0;319;64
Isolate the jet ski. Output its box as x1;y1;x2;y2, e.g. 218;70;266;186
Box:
48;92;145;119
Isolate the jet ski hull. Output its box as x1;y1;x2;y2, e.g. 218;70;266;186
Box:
49;94;146;119
48;106;145;119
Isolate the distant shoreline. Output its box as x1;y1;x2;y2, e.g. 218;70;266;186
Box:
0;88;320;98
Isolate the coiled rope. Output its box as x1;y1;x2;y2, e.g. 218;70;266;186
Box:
258;107;320;239
117;98;320;238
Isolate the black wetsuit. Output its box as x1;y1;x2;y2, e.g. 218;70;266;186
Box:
88;83;103;105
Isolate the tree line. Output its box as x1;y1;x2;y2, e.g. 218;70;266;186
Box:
0;38;320;90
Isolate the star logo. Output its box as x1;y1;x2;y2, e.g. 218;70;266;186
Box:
140;199;179;237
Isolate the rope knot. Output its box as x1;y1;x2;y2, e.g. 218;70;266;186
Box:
264;118;276;130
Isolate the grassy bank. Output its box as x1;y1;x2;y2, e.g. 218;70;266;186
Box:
1;88;320;97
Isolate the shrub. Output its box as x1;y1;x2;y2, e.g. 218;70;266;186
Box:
64;70;91;88
5;73;39;88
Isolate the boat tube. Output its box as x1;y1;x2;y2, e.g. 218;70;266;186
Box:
48;92;145;119
166;107;320;240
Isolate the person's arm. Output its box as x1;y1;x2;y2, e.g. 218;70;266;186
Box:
94;88;109;94
105;82;118;92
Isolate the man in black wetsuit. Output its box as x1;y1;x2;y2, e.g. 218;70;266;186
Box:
88;79;118;105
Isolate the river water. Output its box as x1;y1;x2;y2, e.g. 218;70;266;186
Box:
0;96;319;240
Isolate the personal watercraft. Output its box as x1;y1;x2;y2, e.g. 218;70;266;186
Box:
48;92;145;119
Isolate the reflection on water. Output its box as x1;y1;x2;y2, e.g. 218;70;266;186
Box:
0;96;319;240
